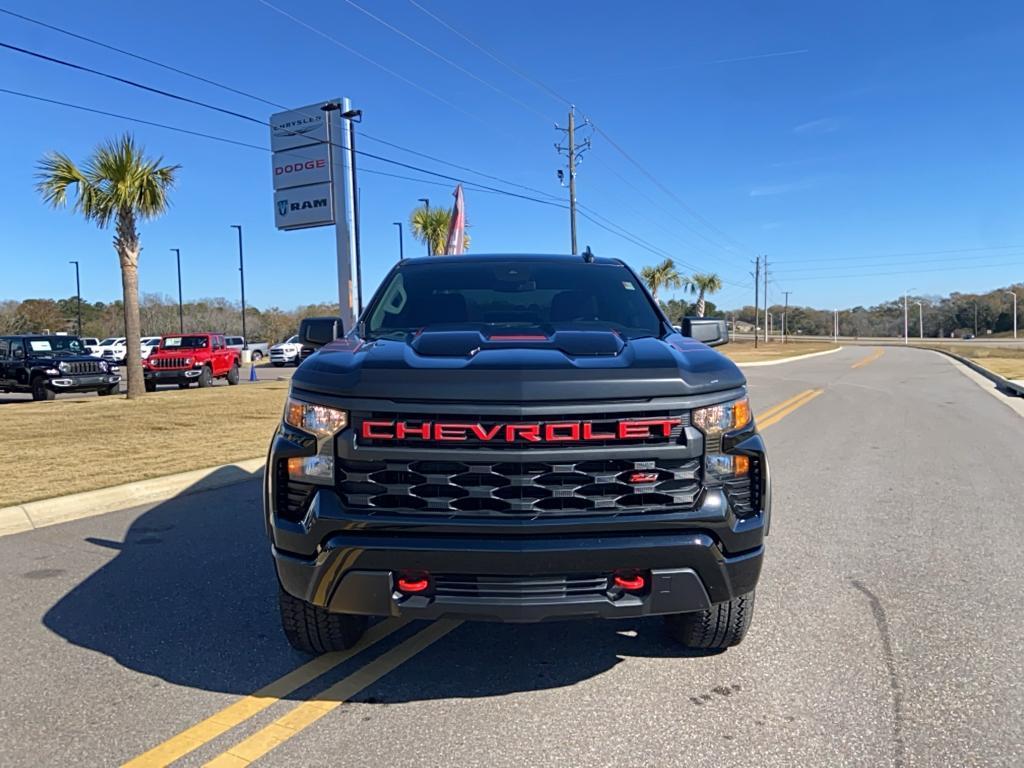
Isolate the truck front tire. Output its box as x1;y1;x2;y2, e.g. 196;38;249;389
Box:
278;587;368;654
197;366;213;388
144;381;156;393
227;363;240;385
31;378;55;401
664;591;755;652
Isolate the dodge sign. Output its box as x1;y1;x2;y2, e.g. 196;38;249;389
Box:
272;143;331;191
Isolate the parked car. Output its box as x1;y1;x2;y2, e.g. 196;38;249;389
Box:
0;335;120;400
224;336;270;361
140;336;162;359
142;333;241;391
269;335;303;367
81;337;101;355
95;337;127;363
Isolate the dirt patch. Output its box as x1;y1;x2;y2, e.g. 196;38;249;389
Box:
721;341;839;364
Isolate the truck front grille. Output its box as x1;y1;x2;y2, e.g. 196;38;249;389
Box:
433;574;611;599
150;357;189;369
66;361;103;375
336;457;701;518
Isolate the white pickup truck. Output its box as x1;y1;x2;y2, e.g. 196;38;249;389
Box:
269;335;303;366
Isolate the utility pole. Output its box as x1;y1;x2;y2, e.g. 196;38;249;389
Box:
418;198;430;255
763;255;769;344
170;248;183;333
974;301;979;336
904;289;911;345
782;290;792;343
556;106;590;255
69;260;81;337
834;309;839;342
752;256;760;349
393;222;404;260
1007;290;1015;339
231;225;247;346
915;301;924;339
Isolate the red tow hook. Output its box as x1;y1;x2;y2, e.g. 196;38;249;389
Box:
396;571;431;594
612;571;647;592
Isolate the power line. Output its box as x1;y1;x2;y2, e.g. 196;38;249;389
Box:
780;260;1024;282
769;244;1024;265
341;0;550;121
772;251;1024;275
0;7;565;202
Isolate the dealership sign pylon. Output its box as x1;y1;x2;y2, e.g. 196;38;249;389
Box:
270;99;359;332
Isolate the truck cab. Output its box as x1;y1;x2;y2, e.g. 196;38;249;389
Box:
143;333;241;391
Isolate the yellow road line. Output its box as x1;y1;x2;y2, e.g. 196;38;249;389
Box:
204;619;462;767
851;349;885;369
755;389;817;423
122;617;408;768
757;388;823;429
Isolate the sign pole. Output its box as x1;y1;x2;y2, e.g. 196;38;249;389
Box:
328;99;359;333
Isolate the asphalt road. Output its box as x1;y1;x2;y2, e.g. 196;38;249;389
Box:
1;346;1022;767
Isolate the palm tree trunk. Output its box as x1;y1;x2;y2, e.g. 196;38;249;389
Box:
696;291;706;318
116;209;145;399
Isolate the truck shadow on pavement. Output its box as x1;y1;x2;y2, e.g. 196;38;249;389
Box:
42;468;713;701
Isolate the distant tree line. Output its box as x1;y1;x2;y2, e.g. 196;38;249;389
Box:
0;294;339;344
724;283;1022;338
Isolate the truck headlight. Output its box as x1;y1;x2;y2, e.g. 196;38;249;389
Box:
284;398;349;438
58;362;70;373
705;454;750;482
692;397;751;436
99;361;109;372
287;453;334;482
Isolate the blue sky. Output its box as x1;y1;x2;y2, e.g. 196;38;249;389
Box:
2;0;1022;313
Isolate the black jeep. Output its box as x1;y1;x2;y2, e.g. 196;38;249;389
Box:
0;335;121;400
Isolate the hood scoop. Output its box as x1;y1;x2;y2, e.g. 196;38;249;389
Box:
409;329;626;358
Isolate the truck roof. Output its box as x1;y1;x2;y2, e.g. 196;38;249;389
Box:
396;253;625;267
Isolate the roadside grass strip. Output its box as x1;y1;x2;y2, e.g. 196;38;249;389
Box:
121;618;409;767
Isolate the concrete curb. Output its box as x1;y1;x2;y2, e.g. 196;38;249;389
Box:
926;347;1024;397
736;346;843;368
0;457;265;538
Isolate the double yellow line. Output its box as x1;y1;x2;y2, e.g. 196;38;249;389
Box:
851;349;885;369
756;388;824;429
125;388;826;767
123;618;458;767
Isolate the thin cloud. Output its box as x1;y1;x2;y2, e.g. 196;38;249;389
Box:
793;117;842;135
713;49;809;65
749;179;819;197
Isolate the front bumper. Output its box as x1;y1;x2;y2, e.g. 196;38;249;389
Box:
144;368;203;382
49;374;121;391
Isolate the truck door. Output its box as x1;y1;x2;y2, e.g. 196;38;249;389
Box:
0;338;9;387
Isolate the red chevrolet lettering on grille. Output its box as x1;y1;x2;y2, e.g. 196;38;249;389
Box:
361;418;681;442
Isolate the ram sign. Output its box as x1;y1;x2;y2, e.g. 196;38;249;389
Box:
273;183;334;230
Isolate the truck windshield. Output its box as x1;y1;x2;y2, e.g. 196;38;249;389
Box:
26;336;86;356
365;261;663;340
162;335;209;349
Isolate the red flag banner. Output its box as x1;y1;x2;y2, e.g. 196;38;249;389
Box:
443;184;466;255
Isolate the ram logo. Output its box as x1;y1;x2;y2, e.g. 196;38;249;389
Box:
277;199;288;217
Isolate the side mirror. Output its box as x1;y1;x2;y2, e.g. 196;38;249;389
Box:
680;317;729;347
299;316;344;348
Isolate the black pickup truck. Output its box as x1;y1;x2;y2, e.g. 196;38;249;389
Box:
0;335;121;400
265;254;769;654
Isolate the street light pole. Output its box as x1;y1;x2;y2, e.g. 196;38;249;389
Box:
230;225;247;347
69;260;81;337
904;289;914;345
393;222;404;260
1006;291;1018;339
974;301;979;336
914;301;923;339
170;248;183;333
418;198;430;255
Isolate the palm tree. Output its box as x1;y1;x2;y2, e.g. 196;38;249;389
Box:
687;272;724;317
410;205;471;255
37;134;179;398
639;258;686;301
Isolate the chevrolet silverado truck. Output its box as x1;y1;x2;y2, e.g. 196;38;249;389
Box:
266;254;769;654
143;333;240;391
0;335;120;399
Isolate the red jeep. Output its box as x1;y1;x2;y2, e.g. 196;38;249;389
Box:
143;333;241;392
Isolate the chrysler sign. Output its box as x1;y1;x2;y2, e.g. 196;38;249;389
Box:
273;183;334;229
270;105;331;152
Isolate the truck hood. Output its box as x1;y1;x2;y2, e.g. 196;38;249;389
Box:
27;353;108;366
291;330;744;402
